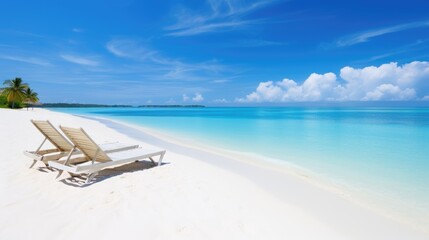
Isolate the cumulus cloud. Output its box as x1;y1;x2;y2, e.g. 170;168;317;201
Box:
362;84;415;101
237;61;429;102
183;93;204;102
192;93;204;102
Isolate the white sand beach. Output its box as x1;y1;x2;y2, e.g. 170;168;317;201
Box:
0;108;427;240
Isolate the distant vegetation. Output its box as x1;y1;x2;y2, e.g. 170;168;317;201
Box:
40;103;133;108
39;103;205;108
0;77;39;109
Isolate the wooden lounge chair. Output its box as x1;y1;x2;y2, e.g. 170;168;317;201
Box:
48;126;166;184
24;120;139;168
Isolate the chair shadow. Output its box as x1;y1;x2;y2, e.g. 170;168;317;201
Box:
35;165;57;173
59;161;170;188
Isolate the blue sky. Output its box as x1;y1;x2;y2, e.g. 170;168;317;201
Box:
1;0;429;105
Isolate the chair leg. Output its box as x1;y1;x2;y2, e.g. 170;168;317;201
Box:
158;152;165;166
43;162;54;171
29;160;37;168
149;157;156;166
86;172;98;184
56;170;64;179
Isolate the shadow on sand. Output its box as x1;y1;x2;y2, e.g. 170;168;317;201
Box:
34;160;169;188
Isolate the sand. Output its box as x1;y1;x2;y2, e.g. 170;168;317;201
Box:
0;108;427;240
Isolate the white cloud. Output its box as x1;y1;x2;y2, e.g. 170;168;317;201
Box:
105;38;230;81
72;28;83;33
243;81;282;102
183;93;204;102
362;84;415;101
337;20;429;47
0;55;50;66
106;39;157;61
238;73;339;102
165;0;273;36
192;93;204;102
237;61;429;102
60;54;100;66
166;21;253;37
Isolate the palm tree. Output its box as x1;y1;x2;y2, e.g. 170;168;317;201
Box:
24;88;39;110
1;77;28;108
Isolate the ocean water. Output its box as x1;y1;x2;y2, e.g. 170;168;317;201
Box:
51;107;429;224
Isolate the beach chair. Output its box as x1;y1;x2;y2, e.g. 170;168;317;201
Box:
24;120;139;168
48;126;166;184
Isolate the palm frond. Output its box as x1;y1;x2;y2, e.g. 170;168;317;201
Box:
2;77;30;108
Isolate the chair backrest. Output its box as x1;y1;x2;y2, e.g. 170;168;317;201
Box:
31;120;74;151
59;126;111;162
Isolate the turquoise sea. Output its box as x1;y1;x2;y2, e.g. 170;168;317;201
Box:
51;107;429;224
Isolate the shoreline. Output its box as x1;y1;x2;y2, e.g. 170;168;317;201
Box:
68;110;429;236
0;108;427;239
